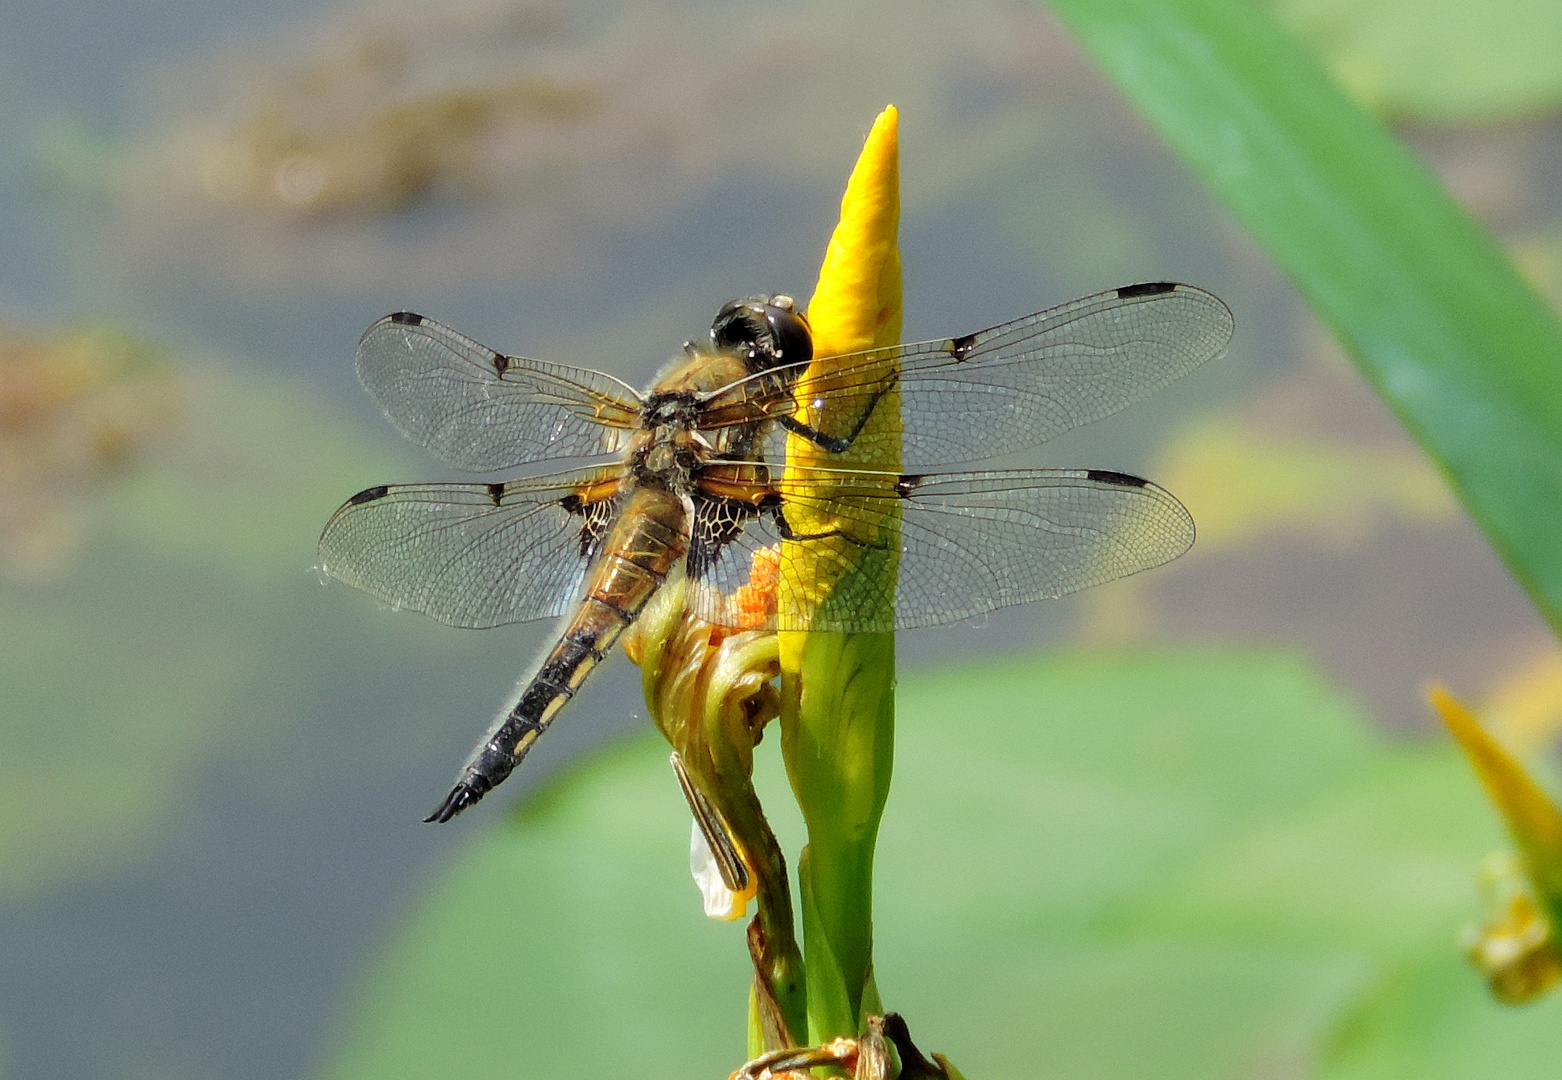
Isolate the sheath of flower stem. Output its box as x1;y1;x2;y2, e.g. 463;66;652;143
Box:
779;104;903;1043
622;574;807;1047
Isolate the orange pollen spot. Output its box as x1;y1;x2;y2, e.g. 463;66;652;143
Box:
727;545;781;630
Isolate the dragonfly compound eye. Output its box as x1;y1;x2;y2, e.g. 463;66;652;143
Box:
711;297;813;373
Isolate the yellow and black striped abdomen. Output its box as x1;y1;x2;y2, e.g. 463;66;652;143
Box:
424;487;689;822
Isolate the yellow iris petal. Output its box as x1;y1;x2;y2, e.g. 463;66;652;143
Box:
1432;685;1562;1002
804;106;902;370
1433;685;1562;900
778;105;903;635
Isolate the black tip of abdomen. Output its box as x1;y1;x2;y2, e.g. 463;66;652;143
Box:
425;779;489;823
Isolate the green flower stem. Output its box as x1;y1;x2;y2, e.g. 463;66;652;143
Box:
782;627;895;1041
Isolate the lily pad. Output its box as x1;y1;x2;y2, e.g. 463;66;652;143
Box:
322;647;1562;1079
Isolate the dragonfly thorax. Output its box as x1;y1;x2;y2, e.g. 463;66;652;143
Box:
640;390;702;429
628;423;705;490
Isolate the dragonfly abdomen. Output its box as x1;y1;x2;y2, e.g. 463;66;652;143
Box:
424;488;689;823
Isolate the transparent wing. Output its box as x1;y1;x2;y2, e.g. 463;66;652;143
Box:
318;466;627;629
699;283;1233;469
356;313;643;472
686;465;1194;633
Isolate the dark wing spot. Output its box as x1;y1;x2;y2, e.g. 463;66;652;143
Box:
947;333;978;362
388;311;424;325
347;484;390;505
1087;469;1149;488
560;494;617;560
895;474;926;498
486;482;505;505
688;494;760;579
585;505;616;559
492;352;511;377
1116;281;1178;299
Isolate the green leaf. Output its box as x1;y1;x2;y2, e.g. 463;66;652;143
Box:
321;649;1562;1080
1041;0;1562;638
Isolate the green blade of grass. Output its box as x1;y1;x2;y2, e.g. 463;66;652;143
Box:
1044;0;1562;635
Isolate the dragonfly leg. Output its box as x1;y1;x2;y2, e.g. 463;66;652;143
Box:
777;374;896;454
769;503;888;550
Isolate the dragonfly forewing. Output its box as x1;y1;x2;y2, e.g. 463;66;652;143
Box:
699;283;1233;469
356;313;643;472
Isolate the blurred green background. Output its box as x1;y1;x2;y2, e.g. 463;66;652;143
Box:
4;0;1562;1078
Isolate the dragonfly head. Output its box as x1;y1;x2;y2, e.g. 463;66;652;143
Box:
711;294;812;375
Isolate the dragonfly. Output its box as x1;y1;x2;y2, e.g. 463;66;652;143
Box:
318;283;1233;822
